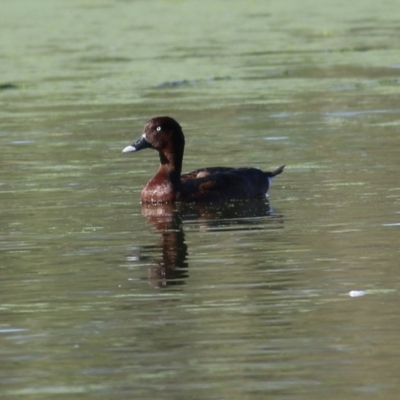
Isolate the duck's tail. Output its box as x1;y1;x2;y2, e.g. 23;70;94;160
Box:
269;165;285;177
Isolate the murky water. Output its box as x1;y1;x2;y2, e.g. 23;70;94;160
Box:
1;0;400;398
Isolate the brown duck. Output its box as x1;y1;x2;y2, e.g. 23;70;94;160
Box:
122;116;285;203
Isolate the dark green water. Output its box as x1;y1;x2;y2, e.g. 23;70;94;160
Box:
1;1;400;399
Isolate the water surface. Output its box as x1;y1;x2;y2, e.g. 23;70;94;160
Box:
1;0;400;399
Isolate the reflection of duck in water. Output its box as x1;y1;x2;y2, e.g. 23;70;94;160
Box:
142;203;188;288
123;116;284;203
130;200;282;288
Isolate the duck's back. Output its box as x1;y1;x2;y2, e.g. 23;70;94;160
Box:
178;166;283;202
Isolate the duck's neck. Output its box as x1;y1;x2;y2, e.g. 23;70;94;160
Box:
157;151;182;185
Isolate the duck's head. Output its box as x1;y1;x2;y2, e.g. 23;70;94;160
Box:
122;116;185;156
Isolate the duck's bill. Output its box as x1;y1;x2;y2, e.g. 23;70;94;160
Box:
122;135;151;153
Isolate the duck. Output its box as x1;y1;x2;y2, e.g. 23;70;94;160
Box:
122;116;285;203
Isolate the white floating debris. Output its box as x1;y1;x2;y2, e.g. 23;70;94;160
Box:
349;290;366;298
126;256;139;261
382;223;400;227
264;136;289;141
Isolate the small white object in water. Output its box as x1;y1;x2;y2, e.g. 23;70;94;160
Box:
349;290;366;298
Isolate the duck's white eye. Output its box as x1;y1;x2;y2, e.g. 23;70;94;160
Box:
156;126;161;131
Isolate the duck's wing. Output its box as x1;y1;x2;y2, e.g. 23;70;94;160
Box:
179;167;270;202
181;167;235;181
